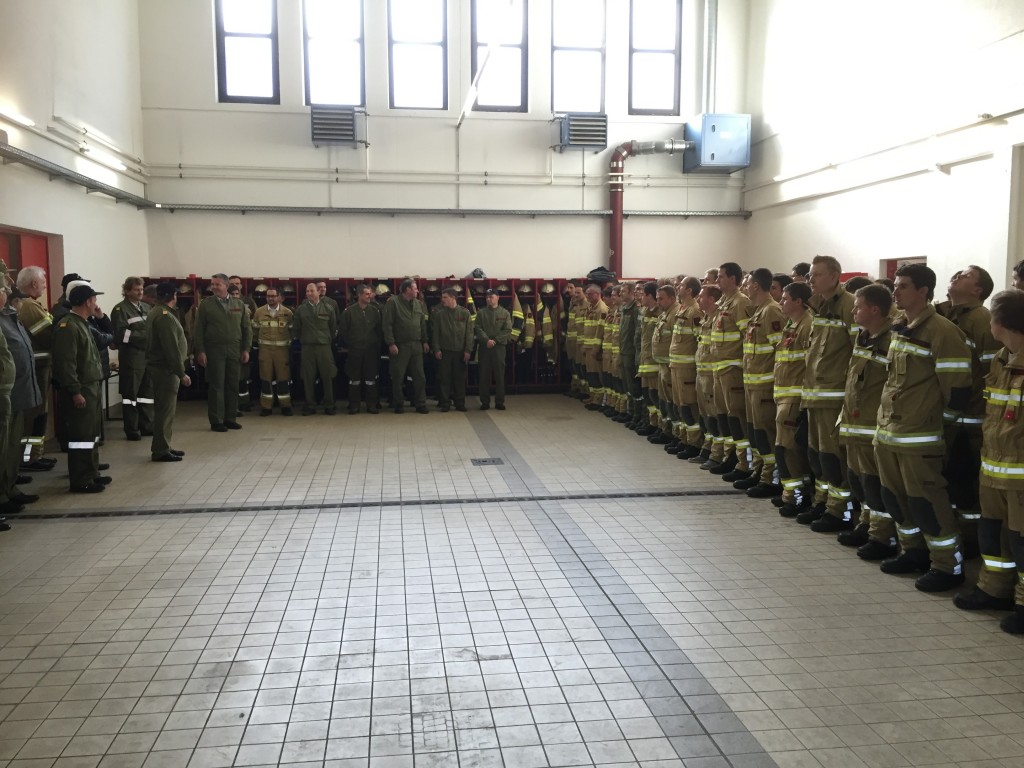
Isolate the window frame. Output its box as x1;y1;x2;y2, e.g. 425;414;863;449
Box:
302;0;365;106
550;0;606;114
215;0;281;105
387;0;449;111
627;0;681;116
470;0;529;113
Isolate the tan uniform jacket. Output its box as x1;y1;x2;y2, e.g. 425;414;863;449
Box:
602;307;620;374
939;301;999;425
980;347;1024;488
773;312;812;402
252;305;294;348
638;306;659;375
709;291;752;371
695;309;718;377
838;321;892;444
742;299;785;388
652;302;679;365
875;304;973;453
18;297;53;355
804;287;856;407
581;300;608;368
669;299;701;370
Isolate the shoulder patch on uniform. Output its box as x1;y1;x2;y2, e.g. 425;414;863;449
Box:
162;310;169;315
59;321;68;327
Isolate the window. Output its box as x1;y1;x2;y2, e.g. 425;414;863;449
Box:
551;0;605;113
389;0;447;109
471;0;527;112
629;0;681;115
215;0;279;103
304;0;364;106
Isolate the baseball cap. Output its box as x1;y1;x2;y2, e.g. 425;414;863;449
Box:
68;285;103;305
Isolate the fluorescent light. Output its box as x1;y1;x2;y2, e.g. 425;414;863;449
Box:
0;108;35;127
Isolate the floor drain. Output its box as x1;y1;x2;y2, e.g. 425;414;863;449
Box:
471;458;504;466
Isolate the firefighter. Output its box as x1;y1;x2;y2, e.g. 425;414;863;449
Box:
875;263;974;592
837;284;898;560
773;282;814;516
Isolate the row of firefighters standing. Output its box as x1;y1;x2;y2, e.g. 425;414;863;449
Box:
564;256;1024;635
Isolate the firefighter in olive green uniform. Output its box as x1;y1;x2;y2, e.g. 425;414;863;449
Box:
740;269;785;494
707;264;754;476
431;288;473;412
145;283;191;462
668;278;703;458
0;287;15;522
692;286;722;464
954;290;1024;631
801;256;858;530
52;285;106;493
383;278;430;413
635;283;660;435
600;287;621;415
939;266;1001;552
649;286;679;444
111;277;152;440
194;274;252;431
16;267;55;469
837;285;898;559
773;283;813;515
875;264;974;593
475;289;512;410
340;284;384;414
618;284;641;424
293;283;339;415
252;288;294;415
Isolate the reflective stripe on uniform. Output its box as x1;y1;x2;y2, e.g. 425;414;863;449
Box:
890;337;932;357
137;397;155;404
839;424;876;437
981;458;1024;478
773;385;803;399
924;534;960;550
875;429;944;446
983;556;1017;571
68;441;96;449
802;388;845;400
742;372;775;385
28;317;52;334
935;358;971;372
669;354;696;364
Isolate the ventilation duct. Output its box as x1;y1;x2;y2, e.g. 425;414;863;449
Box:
310;105;362;147
553;114;608;151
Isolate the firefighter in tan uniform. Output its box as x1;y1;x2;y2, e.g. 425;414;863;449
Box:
252;287;294;416
635;282;661;435
705;262;753;476
691;285;722;465
773;283;814;516
648;284;680;445
800;255;858;531
580;284;607;409
599;286;621;415
739;268;786;496
618;283;642;425
668;277;703;458
836;284;898;560
953;289;1024;631
875;264;974;593
15;267;55;471
573;287;592;401
565;288;583;396
939;266;999;553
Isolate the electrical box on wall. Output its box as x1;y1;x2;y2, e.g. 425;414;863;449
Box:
682;113;751;174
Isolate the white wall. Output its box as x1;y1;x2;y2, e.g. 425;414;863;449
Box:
137;0;750;279
742;0;1024;289
0;0;149;296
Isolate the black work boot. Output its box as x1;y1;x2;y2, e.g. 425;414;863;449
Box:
880;548;930;575
795;503;826;526
953;587;1014;612
708;454;737;476
836;523;869;546
1000;606;1024;635
856;538;897;561
915;569;965;593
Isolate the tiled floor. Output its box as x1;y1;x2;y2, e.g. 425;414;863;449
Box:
0;395;1022;768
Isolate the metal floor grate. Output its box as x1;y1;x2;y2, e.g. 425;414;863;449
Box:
470;458;505;466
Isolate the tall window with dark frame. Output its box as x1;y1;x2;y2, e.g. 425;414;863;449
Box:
628;0;681;115
215;0;280;104
471;0;527;112
388;0;447;109
551;0;605;114
304;0;364;106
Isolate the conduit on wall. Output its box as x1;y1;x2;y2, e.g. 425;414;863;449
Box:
609;139;692;276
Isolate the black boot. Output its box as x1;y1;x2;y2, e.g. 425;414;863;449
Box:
1000;606;1024;635
837;523;869;548
880;548;930;575
953;587;1014;612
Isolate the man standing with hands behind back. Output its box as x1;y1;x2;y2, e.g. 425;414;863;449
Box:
52;285;109;494
476;289;512;411
383;278;430;414
194;273;251;432
431;288;473;412
146;282;191;463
